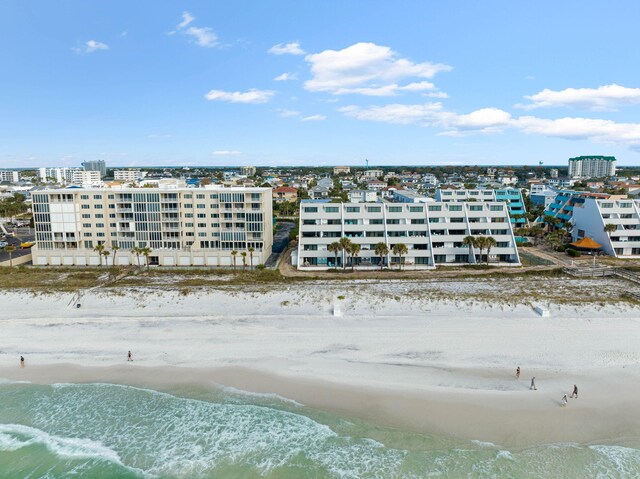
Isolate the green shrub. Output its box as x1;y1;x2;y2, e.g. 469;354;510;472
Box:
556;245;567;252
255;264;266;270
566;248;581;257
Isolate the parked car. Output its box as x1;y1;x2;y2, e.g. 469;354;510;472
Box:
20;241;35;249
0;241;8;248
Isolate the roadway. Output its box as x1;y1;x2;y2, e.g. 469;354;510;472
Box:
0;225;35;264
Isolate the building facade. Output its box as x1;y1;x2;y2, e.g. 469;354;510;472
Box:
0;170;20;183
568;156;616;178
572;197;640;258
297;201;520;270
38;167;82;184
435;188;527;225
272;186;298;203
348;190;378;203
31;187;273;267
82;160;107;178
333;166;351;175
114;170;147;181
240;166;256;176
72;170;102;187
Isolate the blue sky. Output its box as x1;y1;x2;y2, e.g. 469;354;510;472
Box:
2;1;640;168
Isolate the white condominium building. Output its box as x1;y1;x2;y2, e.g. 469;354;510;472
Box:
240;166;256;176
114;170;147;181
572;197;640;257
38;167;82;184
0;170;20;183
72;170;102;187
568;156;616;178
31;187;273;267
297;201;520;270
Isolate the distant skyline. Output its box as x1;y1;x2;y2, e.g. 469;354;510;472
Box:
3;1;640;168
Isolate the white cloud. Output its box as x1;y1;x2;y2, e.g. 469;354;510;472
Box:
178;11;195;29
212;150;241;156
339;102;445;125
268;42;305;55
172;11;218;48
274;72;297;81
205;88;275;104
305;42;451;95
339;100;640;148
73;40;109;54
518;84;640;111
301;114;327;122
278;109;300;117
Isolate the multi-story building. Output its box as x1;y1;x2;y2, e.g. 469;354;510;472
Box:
572;197;640;257
361;169;383;179
568;156;616;178
272;186;298;203
38;167;82;184
435;188;527;225
348;190;378;203
114;170;147;181
71;170;102;187
393;190;431;203
549;168;559;178
297;200;520;270
30;187;273;267
0;170;20;183
240;166;256;176
539;190;612;228
333;166;351;175
82;160;107;178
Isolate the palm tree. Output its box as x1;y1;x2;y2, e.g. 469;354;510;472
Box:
248;246;255;269
241;251;247;270
462;235;477;264
474;236;487;264
348;242;361;271
102;250;110;267
111;245;120;267
231;250;238;270
392;243;408;270
131;246;143;269
141;247;152;270
328;241;341;269
374;242;389;270
4;245;16;267
604;223;617;237
484;236;497;264
338;237;353;270
93;244;105;267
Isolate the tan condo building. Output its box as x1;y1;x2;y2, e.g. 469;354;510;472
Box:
31;187;273;267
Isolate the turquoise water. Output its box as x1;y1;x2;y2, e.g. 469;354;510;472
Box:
0;380;639;478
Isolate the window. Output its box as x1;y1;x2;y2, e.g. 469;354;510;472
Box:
93;195;102;200
325;206;339;213
82;223;91;228
82;214;91;218
409;206;423;213
82;205;90;209
367;206;381;213
388;206;402;213
490;205;503;211
346;206;360;213
196;194;205;199
469;205;483;211
369;219;383;225
197;204;206;209
448;205;462;212
428;205;442;212
80;195;89;200
184;204;193;208
304;207;318;213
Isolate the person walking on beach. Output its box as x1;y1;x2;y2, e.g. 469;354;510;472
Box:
530;377;537;390
127;350;133;362
516;366;520;379
20;356;24;368
561;394;568;407
570;384;578;399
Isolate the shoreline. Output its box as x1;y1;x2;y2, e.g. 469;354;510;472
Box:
1;282;640;448
2;363;639;448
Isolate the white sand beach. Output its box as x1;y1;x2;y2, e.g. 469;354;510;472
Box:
1;277;640;447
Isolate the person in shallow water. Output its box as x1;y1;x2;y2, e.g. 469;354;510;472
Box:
530;377;536;390
20;356;24;368
570;384;578;398
127;350;133;362
561;394;568;407
516;366;520;379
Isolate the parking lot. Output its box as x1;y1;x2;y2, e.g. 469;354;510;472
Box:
0;225;35;265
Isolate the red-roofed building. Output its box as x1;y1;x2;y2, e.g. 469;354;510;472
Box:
272;186;298;203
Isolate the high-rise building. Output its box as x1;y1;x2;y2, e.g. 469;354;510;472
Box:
435;188;527;225
568;156;616;178
240;166;256;176
30;187;273;267
38;167;82;184
82;160;107;178
0;170;20;183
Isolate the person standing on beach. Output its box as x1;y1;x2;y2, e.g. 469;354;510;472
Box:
561;394;568;407
516;367;520;379
570;384;578;398
127;350;133;362
530;377;536;390
20;356;24;368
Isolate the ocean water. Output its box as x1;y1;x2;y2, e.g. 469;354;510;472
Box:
0;380;639;478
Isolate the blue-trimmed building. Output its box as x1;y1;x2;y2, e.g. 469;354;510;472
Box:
435;188;527;225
